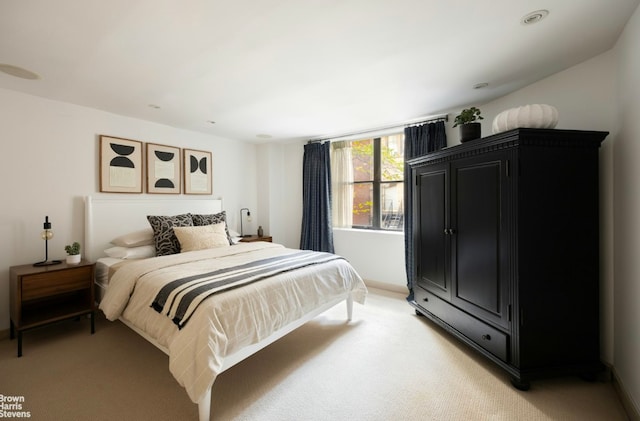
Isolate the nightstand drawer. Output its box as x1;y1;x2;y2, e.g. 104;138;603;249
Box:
22;266;93;300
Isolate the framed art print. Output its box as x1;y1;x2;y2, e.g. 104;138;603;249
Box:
146;143;181;194
99;135;143;193
183;148;212;195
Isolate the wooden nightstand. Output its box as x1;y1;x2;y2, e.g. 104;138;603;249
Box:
9;260;96;357
239;235;273;243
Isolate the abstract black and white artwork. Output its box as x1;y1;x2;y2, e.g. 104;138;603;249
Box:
146;143;181;194
100;135;143;193
183;148;212;195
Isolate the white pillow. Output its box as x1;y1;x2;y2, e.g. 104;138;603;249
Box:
173;223;230;252
104;245;156;259
110;228;154;247
227;228;241;244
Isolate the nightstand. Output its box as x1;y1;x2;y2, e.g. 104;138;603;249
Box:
239;235;273;243
9;260;96;357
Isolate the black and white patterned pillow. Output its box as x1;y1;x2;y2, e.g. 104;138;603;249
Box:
191;211;233;245
147;213;194;256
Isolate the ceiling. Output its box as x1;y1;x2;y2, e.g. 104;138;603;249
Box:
1;0;638;143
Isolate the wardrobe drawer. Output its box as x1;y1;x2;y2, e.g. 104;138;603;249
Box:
415;287;509;362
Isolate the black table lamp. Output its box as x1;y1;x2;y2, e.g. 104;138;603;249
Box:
240;208;252;237
34;216;62;267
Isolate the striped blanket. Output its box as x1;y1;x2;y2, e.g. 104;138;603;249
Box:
151;250;343;328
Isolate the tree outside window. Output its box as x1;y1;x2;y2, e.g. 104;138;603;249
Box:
347;134;404;230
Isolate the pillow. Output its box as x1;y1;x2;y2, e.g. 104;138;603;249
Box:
104;245;156;260
147;213;194;256
110;228;154;247
173;223;230;252
191;211;233;245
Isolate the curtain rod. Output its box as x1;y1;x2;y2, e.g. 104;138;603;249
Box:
308;113;448;144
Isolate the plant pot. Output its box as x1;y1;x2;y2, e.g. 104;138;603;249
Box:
459;122;481;143
66;254;81;265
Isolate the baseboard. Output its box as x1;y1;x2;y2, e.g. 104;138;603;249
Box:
612;366;640;420
363;279;408;295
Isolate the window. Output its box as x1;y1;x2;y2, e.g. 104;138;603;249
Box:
331;133;404;231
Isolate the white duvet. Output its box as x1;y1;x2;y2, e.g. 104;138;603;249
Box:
99;242;367;403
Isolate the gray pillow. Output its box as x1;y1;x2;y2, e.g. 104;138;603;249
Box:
191;211;233;245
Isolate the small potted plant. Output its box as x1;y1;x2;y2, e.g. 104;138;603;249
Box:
64;241;81;264
453;107;484;142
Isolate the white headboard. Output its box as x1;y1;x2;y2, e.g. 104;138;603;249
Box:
84;195;223;262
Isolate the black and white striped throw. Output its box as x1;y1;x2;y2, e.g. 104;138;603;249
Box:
151;251;343;328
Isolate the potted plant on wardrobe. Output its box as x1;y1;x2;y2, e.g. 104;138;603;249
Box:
453;107;484;142
64;242;81;264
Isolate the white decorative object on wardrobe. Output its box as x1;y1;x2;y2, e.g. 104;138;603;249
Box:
492;104;559;134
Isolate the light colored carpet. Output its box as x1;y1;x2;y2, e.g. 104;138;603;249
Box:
0;288;628;420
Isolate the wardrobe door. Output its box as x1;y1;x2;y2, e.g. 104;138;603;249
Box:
415;163;451;301
450;151;511;329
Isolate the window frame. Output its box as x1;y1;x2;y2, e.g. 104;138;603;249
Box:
351;136;404;232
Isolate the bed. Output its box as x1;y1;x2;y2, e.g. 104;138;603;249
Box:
84;196;367;421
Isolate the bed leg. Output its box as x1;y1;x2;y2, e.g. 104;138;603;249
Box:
346;293;353;321
198;386;212;421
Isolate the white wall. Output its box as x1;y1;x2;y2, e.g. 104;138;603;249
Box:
0;88;258;331
256;142;303;249
612;3;640;414
333;228;406;292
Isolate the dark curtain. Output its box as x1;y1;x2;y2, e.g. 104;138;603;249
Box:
300;141;335;253
404;120;447;301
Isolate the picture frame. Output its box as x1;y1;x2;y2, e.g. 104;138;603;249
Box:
99;135;143;193
183;148;212;195
146;143;181;194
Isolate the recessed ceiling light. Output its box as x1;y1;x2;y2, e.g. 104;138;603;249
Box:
256;134;272;139
0;64;40;80
521;9;549;25
473;82;489;89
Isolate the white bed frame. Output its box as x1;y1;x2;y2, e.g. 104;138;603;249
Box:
84;196;354;421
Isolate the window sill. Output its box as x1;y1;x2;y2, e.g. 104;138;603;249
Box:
332;227;404;236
